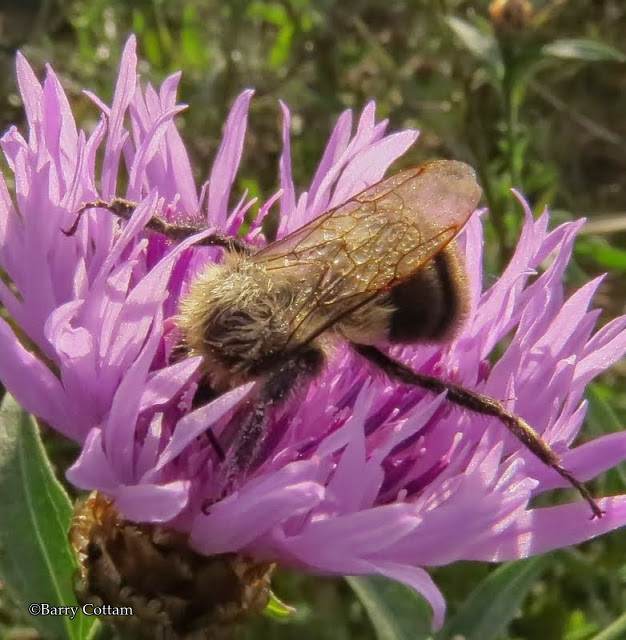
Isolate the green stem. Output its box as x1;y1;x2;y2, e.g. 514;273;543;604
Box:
590;611;626;640
504;71;522;188
462;74;508;268
499;37;527;259
86;620;110;640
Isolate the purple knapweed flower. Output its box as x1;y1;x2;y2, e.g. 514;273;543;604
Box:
1;36;626;629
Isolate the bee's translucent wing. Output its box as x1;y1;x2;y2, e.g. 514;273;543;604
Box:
252;160;482;348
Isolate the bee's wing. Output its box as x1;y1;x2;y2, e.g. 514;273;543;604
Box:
253;160;482;348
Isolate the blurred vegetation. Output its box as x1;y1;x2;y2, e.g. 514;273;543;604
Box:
0;1;626;639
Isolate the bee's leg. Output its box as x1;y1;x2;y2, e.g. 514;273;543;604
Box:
219;348;325;489
63;198;251;254
190;384;226;461
205;429;226;462
352;343;604;519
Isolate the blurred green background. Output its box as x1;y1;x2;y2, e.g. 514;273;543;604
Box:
0;1;625;639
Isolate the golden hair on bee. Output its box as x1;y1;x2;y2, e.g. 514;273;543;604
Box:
177;252;299;392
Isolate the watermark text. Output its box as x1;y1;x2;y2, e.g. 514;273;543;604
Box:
28;602;133;619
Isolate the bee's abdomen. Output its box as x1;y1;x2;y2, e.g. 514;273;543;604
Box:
388;244;468;343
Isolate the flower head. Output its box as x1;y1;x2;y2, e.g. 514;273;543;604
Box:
2;36;626;629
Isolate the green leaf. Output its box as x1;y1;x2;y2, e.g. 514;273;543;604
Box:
247;1;289;25
589;610;626;640
181;5;205;67
586;384;626;492
564;609;599;640
246;2;294;69
586;385;623;437
263;590;296;620
445;16;503;76
437;557;548;640
346;575;433;640
576;238;626;272
269;21;295;69
0;395;93;640
542;39;626;63
143;30;164;67
85;620;105;640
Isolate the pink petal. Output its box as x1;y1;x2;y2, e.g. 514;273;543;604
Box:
66;427;119;491
115;481;189;522
0;317;72;438
102;36;137;197
278;100;296;217
139;357;202;412
330;130;418;206
154;382;255;472
190;460;324;554
465;497;626;561
308;109;352;203
207;89;254;225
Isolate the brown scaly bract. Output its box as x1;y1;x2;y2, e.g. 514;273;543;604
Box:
70;493;274;640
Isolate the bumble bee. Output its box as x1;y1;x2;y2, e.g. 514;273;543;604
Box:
67;160;603;518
